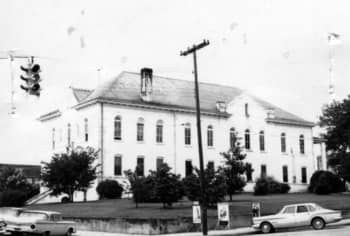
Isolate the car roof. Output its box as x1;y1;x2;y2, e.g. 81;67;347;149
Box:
21;210;61;215
283;203;316;208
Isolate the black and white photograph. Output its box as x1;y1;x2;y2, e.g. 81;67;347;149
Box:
0;0;350;235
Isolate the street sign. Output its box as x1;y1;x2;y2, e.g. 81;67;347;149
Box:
192;201;201;224
217;202;230;226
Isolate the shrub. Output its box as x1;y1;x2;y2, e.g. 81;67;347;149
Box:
254;176;290;195
96;179;124;199
308;170;345;194
0;189;28;207
183;167;227;207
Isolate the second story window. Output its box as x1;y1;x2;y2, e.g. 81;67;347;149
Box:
207;125;213;147
281;133;286;153
245;129;251;150
156;120;163;143
52;128;55;150
230;127;236;148
114;116;122;140
67;123;71;146
184;123;191;145
299;135;305;154
259;131;265;151
84;118;88;142
137;118;144;142
245;103;250;117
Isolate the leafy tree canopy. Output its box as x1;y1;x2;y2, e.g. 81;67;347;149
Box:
41;147;99;202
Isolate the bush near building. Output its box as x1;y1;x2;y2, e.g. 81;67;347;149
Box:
96;179;124;199
125;163;184;208
308;170;345;195
254;176;290;195
182;165;227;207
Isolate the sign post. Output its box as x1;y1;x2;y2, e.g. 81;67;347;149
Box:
193;201;201;224
217;202;230;228
252;202;261;217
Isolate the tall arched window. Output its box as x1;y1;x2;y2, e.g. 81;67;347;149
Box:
299;135;305;154
245;129;250;150
67;123;71;146
156;120;163;143
281;133;286;153
207;125;213;147
137;118;144;141
52;128;55;150
259;131;265;151
114;116;122;140
230;127;236;148
184;123;191;145
84;118;88;142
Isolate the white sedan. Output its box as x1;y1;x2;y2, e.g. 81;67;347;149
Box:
252;203;342;233
5;210;76;236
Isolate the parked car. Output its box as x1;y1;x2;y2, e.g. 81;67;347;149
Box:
0;220;6;235
5;210;76;236
252;203;342;233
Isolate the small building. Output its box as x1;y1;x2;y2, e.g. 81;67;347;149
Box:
0;163;41;184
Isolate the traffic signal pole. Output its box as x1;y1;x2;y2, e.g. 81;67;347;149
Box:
180;39;210;236
8;55;16;115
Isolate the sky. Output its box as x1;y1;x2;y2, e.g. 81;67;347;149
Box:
0;0;349;164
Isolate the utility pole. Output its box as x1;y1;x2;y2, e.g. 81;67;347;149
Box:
180;39;210;236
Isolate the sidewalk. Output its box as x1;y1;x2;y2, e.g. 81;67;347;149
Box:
77;218;350;236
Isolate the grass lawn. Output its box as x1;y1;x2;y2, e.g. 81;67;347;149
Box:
25;193;350;219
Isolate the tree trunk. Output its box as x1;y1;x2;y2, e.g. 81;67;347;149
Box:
229;194;232;202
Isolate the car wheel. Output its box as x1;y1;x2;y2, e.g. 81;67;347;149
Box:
260;222;273;234
42;231;50;236
66;228;74;236
312;218;325;230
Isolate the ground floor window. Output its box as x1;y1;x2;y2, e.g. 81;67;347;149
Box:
136;156;144;176
282;166;288;183
185;160;193;177
301;167;307;184
114;155;122;176
208;161;214;171
261;164;266;178
156;157;164;170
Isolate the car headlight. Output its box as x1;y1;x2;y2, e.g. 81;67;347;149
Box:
30;224;36;230
0;221;6;227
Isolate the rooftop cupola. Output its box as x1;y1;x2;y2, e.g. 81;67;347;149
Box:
140;67;153;102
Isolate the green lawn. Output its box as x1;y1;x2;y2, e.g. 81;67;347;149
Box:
25;193;350;219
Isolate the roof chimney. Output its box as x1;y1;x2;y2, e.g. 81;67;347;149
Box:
140;68;153;102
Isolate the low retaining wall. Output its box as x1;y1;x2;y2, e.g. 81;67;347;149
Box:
64;209;350;234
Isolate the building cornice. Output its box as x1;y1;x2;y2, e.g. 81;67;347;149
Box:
266;118;315;128
73;98;231;118
37;109;61;122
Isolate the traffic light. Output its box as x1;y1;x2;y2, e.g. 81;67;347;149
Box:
20;59;41;96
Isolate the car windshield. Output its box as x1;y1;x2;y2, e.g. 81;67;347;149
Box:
50;214;62;221
279;206;295;214
19;212;48;221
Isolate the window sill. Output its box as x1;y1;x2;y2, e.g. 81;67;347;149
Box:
185;145;192;148
207;146;215;149
245;149;253;152
282;152;288;155
260;151;267;154
137;141;145;144
156;142;165;145
114;139;123;142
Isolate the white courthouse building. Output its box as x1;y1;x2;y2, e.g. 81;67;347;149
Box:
38;68;326;201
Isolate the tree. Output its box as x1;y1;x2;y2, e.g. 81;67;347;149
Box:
41;147;99;202
151;163;183;208
319;97;350;182
183;164;227;207
0;167;40;206
218;131;252;201
124;169;152;208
